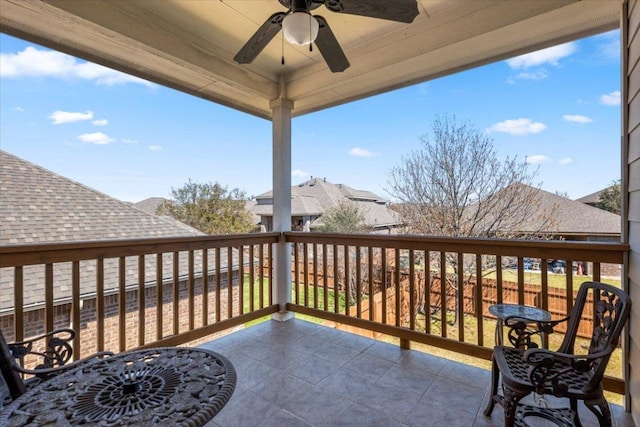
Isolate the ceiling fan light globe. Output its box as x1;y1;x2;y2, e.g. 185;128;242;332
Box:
282;12;319;45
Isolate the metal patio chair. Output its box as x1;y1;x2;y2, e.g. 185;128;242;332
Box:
483;281;631;427
0;328;112;407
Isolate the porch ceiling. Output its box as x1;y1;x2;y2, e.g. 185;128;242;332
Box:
0;0;620;120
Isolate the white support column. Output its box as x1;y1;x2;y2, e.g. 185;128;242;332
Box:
270;95;294;322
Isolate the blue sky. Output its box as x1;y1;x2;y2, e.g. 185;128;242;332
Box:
0;30;621;202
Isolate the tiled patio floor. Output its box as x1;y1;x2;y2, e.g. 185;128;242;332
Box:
199;318;634;427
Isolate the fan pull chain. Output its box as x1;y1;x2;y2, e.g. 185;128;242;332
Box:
281;32;285;65
309;14;313;52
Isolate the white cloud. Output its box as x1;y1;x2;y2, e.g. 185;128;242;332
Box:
507;42;577;69
14;106;25;112
349;147;377;158
487;118;547;135
600;90;620;106
558;158;574;165
92;119;108;126
77;132;114;145
49;110;93;125
122;139;139;144
514;69;549;81
1;46;154;87
563;114;592;124
292;169;310;177
525;155;550;165
148;145;162;152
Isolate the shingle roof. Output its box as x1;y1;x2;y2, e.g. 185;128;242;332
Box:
575;186;616;206
253;178;400;228
0;150;238;312
482;183;621;236
132;197;169;215
0;151;204;245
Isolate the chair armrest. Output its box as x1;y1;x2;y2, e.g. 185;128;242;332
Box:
503;315;569;349
8;328;76;369
13;351;114;381
522;347;613;395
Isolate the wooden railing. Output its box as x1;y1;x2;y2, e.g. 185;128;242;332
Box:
0;232;629;393
283;232;629;393
0;233;280;357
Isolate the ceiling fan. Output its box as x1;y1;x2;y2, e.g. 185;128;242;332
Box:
233;0;419;73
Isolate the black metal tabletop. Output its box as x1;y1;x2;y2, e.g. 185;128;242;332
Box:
0;347;236;427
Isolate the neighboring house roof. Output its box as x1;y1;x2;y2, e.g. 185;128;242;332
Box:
252;177;401;229
0;151;204;245
0;150;237;312
478;183;621;237
575;186;616;206
132;197;169;215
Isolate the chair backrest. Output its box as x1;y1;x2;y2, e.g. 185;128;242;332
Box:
557;281;631;387
0;330;26;400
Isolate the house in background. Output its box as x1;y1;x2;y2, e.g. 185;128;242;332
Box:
132;197;169;216
0;150;241;351
251;177;401;233
576;185;619;209
504;185;621;243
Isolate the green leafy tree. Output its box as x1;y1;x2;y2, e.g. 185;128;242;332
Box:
157;179;255;235
595;180;621;215
318;200;370;233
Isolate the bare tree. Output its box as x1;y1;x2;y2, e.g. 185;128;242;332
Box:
387;114;557;324
388;115;556;239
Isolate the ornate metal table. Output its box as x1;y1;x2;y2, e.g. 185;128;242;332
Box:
489;303;551;347
0;347;236;427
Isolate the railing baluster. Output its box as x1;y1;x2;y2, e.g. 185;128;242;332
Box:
440;252;447;338
14;266;24;342
138;255;145;347
475;254;483;347
323;244;329;312
258;244;264;309
566;260;574;313
157;253;163;340
188;250;195;330
227;246;233;319
202;249;208;326
409;249;415;330
249;244;255;311
303;243;309;308
457;252;464;342
592;262;601;282
424;251;430;334
215;248;221;321
540;258;549;348
356;246;362;318
294;243;299;305
496;255;503;304
71;262;80;358
97;258;104;352
517;256;525;305
45;263;53;333
381;249;387;324
368;246;374;321
333;244;339;314
173;252;180;334
268;243;273;307
395;248;401;327
239;245;244;316
344;245;350;317
119;257;126;352
314;243;319;310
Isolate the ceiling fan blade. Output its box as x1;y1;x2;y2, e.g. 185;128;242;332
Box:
321;0;419;23
314;16;349;73
234;12;286;64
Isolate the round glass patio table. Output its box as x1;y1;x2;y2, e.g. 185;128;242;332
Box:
0;347;236;427
489;304;551;347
